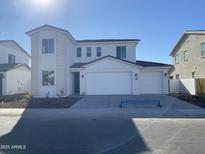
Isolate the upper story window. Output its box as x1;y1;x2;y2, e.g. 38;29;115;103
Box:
175;54;180;64
116;46;126;59
201;42;205;57
77;47;81;57
87;47;91;57
42;39;54;54
96;47;101;57
42;71;54;86
183;50;188;61
8;54;15;64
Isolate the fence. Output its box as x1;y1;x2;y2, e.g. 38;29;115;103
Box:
169;79;196;95
196;79;205;95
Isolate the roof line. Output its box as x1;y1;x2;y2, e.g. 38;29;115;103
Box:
76;39;140;43
0;63;30;73
26;25;140;44
26;24;76;43
136;60;172;66
186;30;205;32
6;64;30;72
170;30;205;56
70;57;173;68
26;24;69;35
0;40;31;57
75;55;143;68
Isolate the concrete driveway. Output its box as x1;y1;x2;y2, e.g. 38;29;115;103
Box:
71;95;205;118
0;95;205;154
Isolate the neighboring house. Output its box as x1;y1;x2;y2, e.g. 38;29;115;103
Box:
169;30;205;79
26;25;172;97
0;40;31;96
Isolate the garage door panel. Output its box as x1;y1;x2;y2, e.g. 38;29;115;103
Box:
140;72;162;94
86;72;132;95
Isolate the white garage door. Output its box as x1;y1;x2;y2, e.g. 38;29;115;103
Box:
86;72;132;95
140;72;162;94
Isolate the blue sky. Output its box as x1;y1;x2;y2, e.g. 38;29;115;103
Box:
0;0;205;64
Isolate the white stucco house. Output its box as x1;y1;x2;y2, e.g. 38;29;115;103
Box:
0;40;31;96
26;25;172;97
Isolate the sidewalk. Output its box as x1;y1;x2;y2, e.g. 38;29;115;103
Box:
1;107;205;119
0;109;25;116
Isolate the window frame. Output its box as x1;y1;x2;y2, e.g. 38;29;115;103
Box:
200;42;205;58
176;74;179;80
42;39;54;54
183;50;188;62
96;47;101;57
116;46;126;59
8;54;15;64
86;47;91;57
77;47;81;57
192;72;195;78
42;70;55;86
175;54;180;64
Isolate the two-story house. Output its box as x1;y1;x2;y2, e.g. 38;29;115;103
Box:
26;25;172;97
170;30;205;79
0;40;31;96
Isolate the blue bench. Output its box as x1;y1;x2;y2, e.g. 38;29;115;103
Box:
120;99;161;108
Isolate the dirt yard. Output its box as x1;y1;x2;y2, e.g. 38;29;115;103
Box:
0;93;82;108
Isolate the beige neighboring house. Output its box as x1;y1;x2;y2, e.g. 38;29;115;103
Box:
0;40;31;96
169;30;205;79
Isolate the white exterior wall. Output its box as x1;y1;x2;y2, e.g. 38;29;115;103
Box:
66;38;75;96
169;79;196;95
79;58;141;95
2;77;6;95
79;59;170;95
74;42;137;63
30;28;75;97
38;29;57;97
0;45;30;65
31;33;40;96
3;66;31;95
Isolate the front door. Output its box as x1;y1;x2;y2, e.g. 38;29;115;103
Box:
74;72;80;94
0;75;2;96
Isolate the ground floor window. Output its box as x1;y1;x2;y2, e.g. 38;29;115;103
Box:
175;74;179;79
192;72;195;78
42;71;54;86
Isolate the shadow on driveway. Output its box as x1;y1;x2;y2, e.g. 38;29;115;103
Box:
0;107;150;154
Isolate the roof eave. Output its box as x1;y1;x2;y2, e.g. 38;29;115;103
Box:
26;25;76;43
170;31;205;56
70;67;84;72
76;40;140;45
6;64;31;72
143;66;173;69
169;33;187;56
0;40;31;58
82;56;143;69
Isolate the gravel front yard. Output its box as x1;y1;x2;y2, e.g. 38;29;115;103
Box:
169;93;205;108
0;93;82;108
